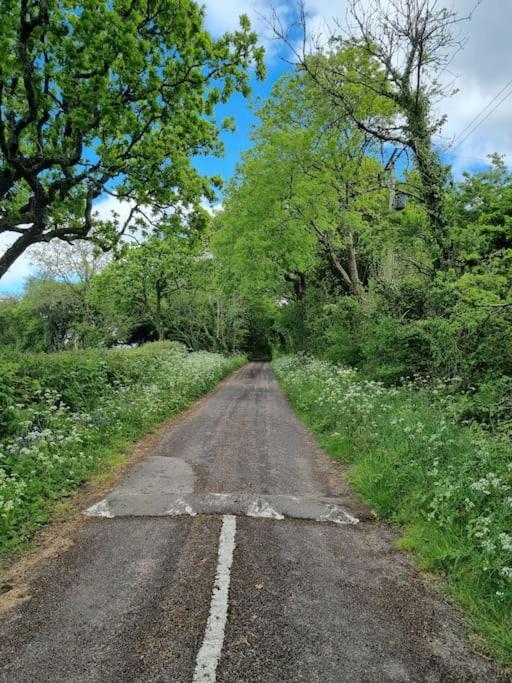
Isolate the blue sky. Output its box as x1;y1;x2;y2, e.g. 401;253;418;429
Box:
193;65;290;184
1;0;511;294
199;0;512;178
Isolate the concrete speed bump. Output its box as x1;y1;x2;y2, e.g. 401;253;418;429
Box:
84;492;373;525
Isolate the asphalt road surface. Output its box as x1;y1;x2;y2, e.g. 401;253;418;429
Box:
0;363;505;682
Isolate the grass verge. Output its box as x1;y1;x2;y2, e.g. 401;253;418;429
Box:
273;354;512;668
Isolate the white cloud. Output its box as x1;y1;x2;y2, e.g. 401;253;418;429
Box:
305;0;512;170
435;0;512;171
204;200;224;216
93;194;138;225
1;0;509;294
202;0;269;35
201;0;293;58
202;0;512;169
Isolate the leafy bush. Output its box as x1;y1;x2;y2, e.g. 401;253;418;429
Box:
274;354;512;665
280;281;512;428
0;342;189;425
359;316;432;382
0;344;245;553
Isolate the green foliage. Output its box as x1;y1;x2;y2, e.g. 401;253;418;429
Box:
0;227;252;354
90;234;200;344
217;145;512;428
0;343;245;553
206;63;512;658
212;67;389;304
0;9;510;662
274;355;512;666
0;279;102;352
91;231;250;351
0;0;264;275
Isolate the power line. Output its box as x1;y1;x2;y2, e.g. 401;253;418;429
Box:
450;77;512;147
449;78;512;151
451;84;512;152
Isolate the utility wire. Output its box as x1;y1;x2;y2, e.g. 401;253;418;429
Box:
450;77;512;147
449;78;512;151
451;85;512;151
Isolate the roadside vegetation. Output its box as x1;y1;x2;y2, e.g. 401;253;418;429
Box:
210;2;512;665
0;0;510;666
0;343;245;556
274;355;512;665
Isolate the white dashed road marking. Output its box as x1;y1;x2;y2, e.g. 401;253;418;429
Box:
193;514;237;683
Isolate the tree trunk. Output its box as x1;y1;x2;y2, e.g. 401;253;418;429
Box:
345;231;364;300
155;281;166;341
405;92;447;254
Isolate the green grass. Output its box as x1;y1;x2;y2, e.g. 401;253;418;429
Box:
273;355;512;669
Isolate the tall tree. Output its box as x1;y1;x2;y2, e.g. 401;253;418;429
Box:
92;234;196;342
213;70;387;302
273;0;477;251
92;233;248;350
0;0;264;278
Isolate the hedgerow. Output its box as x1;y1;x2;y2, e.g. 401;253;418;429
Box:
0;343;245;554
274;354;512;666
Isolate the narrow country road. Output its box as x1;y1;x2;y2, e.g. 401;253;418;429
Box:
0;363;504;682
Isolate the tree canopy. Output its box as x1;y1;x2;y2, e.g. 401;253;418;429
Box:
1;0;511;425
0;0;264;277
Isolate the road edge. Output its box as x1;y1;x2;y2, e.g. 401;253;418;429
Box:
0;363;248;613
